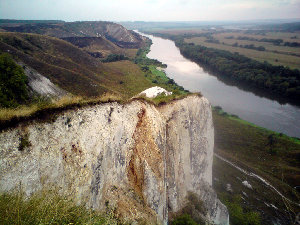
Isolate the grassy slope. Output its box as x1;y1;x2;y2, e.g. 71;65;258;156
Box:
0;32;149;99
213;109;300;224
213;109;300;189
0;32;190;126
62;36;138;59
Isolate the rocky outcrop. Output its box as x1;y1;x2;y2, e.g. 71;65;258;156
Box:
0;96;228;224
18;62;67;98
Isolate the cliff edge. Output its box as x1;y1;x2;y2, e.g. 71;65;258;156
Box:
0;95;228;224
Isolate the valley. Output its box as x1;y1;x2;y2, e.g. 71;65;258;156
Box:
0;19;299;225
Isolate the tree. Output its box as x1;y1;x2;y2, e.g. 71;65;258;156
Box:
0;53;29;107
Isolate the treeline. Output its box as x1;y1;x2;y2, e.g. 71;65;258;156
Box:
227;36;300;47
102;54;128;62
175;40;300;101
232;43;266;51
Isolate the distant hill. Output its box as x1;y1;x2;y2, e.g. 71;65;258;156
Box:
0;19;64;25
0;32;152;98
0;21;146;59
0;21;144;48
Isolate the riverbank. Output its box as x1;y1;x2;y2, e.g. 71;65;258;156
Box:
213;107;300;224
138;31;300;138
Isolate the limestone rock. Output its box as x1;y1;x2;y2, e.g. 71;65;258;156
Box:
0;95;228;224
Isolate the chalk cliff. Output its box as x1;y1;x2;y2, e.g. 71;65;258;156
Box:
0;95;228;224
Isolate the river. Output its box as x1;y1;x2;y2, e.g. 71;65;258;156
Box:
138;32;300;138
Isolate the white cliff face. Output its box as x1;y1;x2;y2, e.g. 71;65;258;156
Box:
0;96;228;224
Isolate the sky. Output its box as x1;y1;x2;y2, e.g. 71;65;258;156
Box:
1;0;300;22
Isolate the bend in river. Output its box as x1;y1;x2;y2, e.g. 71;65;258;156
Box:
138;31;300;138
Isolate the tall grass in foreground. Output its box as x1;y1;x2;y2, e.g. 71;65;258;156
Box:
0;190;118;225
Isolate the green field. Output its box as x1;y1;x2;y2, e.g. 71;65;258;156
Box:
213;107;300;190
185;36;300;70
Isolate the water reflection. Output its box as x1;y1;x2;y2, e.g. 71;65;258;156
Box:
139;32;300;138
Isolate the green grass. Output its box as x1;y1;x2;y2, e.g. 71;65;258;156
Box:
213;155;298;224
0;189;118;225
213;106;300;196
218;194;261;225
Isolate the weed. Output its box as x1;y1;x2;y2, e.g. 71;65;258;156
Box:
18;133;31;151
0;189;118;225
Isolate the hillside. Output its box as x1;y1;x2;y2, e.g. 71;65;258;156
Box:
0;21;145;58
0;32;152;98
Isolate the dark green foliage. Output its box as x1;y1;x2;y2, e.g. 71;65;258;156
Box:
171;214;198;225
220;195;261;225
171;192;206;225
134;40;167;67
102;54;129;62
175;40;300;102
134;40;188;97
284;42;300;47
19;133;31;151
0;53;29;107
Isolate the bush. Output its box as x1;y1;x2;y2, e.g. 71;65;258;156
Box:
171;192;207;225
102;54;129;62
221;195;261;225
172;214;198;225
0;53;29;107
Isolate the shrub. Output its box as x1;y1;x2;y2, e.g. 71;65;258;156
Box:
0;53;29;107
221;194;261;225
171;192;207;225
172;214;198;225
18;133;31;151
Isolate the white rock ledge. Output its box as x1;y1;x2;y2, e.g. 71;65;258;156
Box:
139;86;172;98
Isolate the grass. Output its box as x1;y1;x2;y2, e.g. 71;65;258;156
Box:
103;60;153;98
0;189;118;225
212;106;300;198
184;36;300;70
218;194;261;225
212;106;300;223
0;32;150;98
213;155;298;224
0;33;190;129
0;94;122;128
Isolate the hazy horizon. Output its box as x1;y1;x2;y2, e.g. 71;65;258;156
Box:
1;0;300;22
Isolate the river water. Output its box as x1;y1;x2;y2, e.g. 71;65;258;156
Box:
139;32;300;138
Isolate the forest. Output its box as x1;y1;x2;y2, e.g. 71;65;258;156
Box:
175;39;300;102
